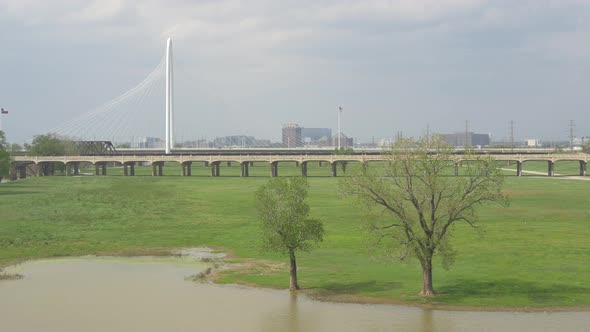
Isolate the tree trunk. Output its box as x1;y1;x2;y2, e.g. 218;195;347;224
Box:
289;250;300;291
420;259;435;297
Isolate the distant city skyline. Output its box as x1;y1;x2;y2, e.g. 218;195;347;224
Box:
1;1;589;144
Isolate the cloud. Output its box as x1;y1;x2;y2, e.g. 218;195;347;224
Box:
1;0;589;142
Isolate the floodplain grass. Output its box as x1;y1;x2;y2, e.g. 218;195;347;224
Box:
0;174;589;308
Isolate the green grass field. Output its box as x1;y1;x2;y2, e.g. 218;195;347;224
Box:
1;172;589;308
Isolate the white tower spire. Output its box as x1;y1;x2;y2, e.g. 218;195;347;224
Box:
165;37;174;154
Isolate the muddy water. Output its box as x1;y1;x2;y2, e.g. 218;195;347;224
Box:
0;257;588;332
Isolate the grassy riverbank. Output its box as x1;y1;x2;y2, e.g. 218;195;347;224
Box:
1;174;589;308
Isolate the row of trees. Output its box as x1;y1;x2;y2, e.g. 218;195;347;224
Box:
257;137;508;296
0;133;80;181
0;131;10;182
3;133;78;156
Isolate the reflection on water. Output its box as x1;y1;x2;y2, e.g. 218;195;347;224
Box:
0;257;588;332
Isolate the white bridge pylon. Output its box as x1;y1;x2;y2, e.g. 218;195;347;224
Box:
47;38;175;149
165;37;174;154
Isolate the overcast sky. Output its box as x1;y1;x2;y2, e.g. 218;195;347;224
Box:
1;0;589;144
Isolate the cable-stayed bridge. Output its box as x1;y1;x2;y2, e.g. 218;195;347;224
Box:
46;38;324;151
9;38;588;181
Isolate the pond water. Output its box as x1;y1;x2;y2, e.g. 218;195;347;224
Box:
0;256;587;332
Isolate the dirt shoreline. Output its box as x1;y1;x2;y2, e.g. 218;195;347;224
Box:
2;247;589;313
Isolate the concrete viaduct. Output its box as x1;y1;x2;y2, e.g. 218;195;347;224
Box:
10;153;589;179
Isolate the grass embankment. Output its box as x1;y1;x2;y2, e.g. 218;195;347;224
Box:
1;170;589;308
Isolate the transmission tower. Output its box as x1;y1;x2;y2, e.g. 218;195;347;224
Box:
569;120;575;151
510;120;514;152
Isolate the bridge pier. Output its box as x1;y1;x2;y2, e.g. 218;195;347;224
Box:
182;162;192;176
516;161;523;177
151;162;163;176
66;162;80;176
211;162;220;177
331;162;338;177
270;162;278;177
548;161;554;176
37;162;55;176
301;161;308;177
580;161;587;176
123;162;135;176
95;163;107;176
241;162;249;177
17;165;27;179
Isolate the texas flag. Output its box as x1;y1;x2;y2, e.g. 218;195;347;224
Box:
1;108;7;114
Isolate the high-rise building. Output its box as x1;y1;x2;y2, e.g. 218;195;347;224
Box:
440;132;490;147
302;128;332;143
282;123;302;148
331;133;354;147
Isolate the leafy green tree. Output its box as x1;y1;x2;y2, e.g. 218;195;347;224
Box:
9;143;22;153
0;130;6;150
30;134;79;174
255;177;324;290
341;136;508;296
0;131;10;182
334;147;353;154
31;133;79;156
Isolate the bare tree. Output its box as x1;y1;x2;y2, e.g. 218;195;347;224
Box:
341;137;508;296
255;177;324;290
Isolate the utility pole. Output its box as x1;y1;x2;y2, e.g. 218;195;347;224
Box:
396;131;403;142
464;120;469;148
569;120;575;151
510;120;514;152
337;106;342;149
426;123;430;141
